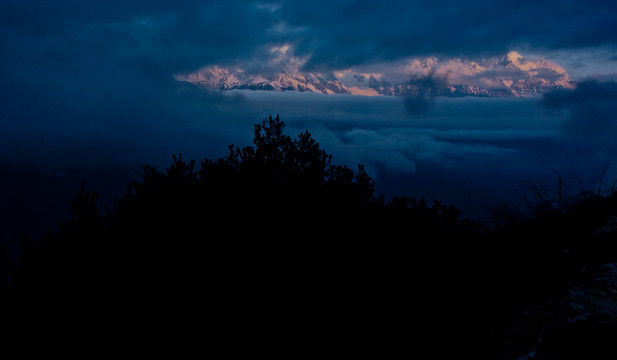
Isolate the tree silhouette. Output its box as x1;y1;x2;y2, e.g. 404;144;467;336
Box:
2;114;484;359
3;114;617;359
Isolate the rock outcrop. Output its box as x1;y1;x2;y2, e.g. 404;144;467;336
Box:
510;262;617;360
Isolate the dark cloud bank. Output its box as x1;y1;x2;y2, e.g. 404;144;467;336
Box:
1;0;617;253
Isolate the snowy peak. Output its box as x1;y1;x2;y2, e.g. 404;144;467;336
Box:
507;50;524;62
504;51;569;76
177;65;243;90
176;67;349;94
176;52;575;97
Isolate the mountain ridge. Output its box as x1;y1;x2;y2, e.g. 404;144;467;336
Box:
175;52;575;97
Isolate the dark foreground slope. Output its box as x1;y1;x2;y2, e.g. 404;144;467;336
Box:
1;116;616;359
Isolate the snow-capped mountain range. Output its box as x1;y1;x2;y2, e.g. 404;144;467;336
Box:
175;51;575;97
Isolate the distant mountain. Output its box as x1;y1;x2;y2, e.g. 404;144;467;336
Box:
175;66;350;94
175;51;575;97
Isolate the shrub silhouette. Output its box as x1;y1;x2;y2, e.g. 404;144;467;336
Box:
4;115;617;359
6;115;617;359
0;115;493;359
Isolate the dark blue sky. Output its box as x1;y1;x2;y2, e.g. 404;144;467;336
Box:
1;0;617;249
1;0;615;161
2;0;616;75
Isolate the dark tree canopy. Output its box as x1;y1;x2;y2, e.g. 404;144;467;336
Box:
0;115;478;358
15;115;617;359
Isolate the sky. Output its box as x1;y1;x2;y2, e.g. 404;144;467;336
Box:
1;0;617;249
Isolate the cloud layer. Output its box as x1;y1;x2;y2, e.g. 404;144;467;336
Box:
275;0;617;70
542;79;617;170
2;1;615;74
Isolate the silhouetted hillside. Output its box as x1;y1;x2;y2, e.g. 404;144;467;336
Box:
0;116;476;359
1;115;616;359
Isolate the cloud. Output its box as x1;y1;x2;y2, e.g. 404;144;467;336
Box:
403;96;434;116
232;90;617;213
276;0;617;71
0;1;290;168
534;78;617;185
542;79;617;145
0;1;292;71
230;91;560;175
335;127;517;174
